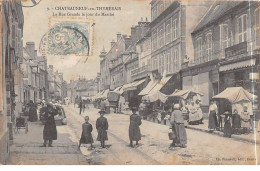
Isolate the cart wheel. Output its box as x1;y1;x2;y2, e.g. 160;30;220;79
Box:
25;124;28;134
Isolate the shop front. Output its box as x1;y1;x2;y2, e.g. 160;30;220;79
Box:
181;59;219;112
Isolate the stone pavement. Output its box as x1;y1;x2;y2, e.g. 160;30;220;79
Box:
120;109;259;145
8;121;87;165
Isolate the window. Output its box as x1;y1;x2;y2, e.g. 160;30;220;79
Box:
195;37;202;59
153;56;158;70
173;48;179;72
206;33;212;60
159;53;164;74
165;49;171;73
159;2;164;14
159;25;164;48
165;19;171;44
152;6;157;21
220;24;228;52
140;44;143;52
172;19;178;40
238;14;247;43
255;8;259;48
152;30;157;51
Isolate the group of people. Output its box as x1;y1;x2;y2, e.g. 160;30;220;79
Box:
78;102;187;150
78;107;142;149
208;99;253;137
78;110;109;149
23;100;38;122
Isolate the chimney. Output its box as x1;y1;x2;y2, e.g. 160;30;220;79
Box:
26;42;35;59
111;40;115;48
116;32;121;42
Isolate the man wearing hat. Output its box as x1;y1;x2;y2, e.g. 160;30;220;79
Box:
96;110;109;148
129;107;142;147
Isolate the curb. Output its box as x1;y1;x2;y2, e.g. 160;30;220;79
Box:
186;125;259;145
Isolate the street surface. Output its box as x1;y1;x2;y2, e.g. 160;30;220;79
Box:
63;104;259;165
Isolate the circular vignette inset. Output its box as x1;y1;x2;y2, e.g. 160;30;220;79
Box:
16;0;42;8
39;21;90;57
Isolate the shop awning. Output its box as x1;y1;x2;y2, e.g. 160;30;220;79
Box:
213;87;257;103
138;80;158;96
143;91;168;103
169;89;203;99
148;76;172;94
220;58;256;72
123;79;146;92
101;89;109;98
119;82;136;94
113;86;122;93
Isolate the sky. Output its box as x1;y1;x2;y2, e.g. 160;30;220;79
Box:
22;0;213;82
22;0;151;82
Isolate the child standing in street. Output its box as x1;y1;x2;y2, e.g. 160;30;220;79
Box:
78;116;94;150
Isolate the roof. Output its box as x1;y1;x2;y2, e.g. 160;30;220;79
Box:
192;1;243;34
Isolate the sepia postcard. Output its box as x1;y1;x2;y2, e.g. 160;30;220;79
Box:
0;0;259;165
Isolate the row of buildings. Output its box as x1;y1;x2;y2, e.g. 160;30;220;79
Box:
98;1;259;113
67;77;99;103
0;0;65;164
0;0;25;164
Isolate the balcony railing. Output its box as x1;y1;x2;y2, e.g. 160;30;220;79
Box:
225;41;247;60
192;51;220;66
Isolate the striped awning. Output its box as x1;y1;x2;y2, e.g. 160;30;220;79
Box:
220;58;256;72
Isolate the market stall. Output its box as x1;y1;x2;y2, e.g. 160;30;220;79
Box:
213;87;257;131
169;89;204;126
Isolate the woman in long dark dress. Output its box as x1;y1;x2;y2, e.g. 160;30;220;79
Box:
170;104;187;148
129;107;142;147
41;103;58;147
28;101;38;122
96;110;109;148
78;116;93;150
223;113;232;138
232;109;241;134
208;100;218;131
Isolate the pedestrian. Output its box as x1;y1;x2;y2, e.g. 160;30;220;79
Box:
208;99;218;131
129;107;142;147
170;104;187;148
79;100;83;115
96;110;109;148
187;101;199;125
223;113;232;138
100;98;106;111
41;103;58;147
138;99;146;119
82;100;86;113
78;116;94;150
241;106;251;134
196;100;204;124
28;100;38;122
232;109;241;134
